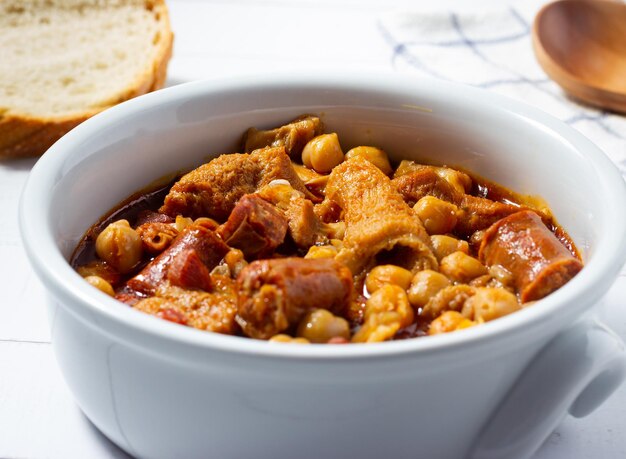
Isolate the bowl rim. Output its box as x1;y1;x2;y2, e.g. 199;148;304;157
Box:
18;73;626;360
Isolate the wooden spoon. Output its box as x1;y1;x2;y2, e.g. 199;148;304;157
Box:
532;0;626;113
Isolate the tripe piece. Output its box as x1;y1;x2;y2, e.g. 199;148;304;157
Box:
324;156;437;274
160;146;307;221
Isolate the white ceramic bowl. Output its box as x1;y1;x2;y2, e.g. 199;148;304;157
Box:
20;74;626;459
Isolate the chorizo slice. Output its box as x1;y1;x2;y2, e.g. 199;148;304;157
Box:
236;258;353;339
218;194;288;259
478;210;583;302
126;223;229;295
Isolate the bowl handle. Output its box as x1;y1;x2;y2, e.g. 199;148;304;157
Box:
470;319;626;459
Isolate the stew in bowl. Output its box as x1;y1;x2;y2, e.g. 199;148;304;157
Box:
71;115;582;344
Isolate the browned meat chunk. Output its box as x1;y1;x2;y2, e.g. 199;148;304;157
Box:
236;258;353;339
133;275;238;334
218;194;288;259
282;197;325;248
160;146;307;221
242;115;323;159
126;223;229;295
392;166;460;205
324;156;437;274
458;195;529;236
256;182;327;248
478;210;583;302
392;166;540;236
165;249;214;291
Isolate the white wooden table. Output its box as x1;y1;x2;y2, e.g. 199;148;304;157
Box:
2;1;626;457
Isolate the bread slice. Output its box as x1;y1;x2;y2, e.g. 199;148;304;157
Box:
0;0;173;159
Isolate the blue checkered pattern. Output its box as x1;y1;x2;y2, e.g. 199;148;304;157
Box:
379;6;626;177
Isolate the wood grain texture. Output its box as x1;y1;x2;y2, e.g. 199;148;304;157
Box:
532;0;626;113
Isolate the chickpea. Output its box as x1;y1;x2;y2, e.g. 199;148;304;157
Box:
302;133;344;173
407;270;451;308
439;251;488;283
394;160;420;177
414;196;459;235
435;167;472;194
345;146;393;175
175;215;194;232
429;311;476;335
296;309;350;343
76;260;120;285
430;235;469;261
84;275;115;296
488;264;514;288
95;219;143;273
269;334;310;344
352;285;414;343
469;229;487;250
462;287;520;322
365;264;413;294
224;248;247;277
305;245;338;259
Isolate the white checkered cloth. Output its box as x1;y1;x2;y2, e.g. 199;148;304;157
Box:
378;3;626;178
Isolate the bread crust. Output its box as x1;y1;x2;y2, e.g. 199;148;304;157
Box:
0;0;174;160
